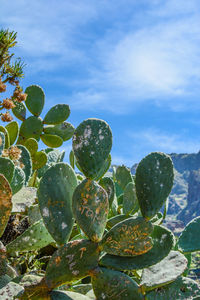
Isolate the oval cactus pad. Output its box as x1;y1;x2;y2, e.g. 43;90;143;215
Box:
115;165;133;190
43;104;70;124
72;118;112;179
72;179;109;242
19;116;43;140
99;176;115;207
0;174;12;238
38;163;77;245
100;225;175;270
178;216;200;253
45;239;100;289
135;152;174;219
91;267;143;300
101;217;153;257
25;85;45;116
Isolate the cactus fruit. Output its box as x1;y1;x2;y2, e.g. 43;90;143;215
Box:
38;163;78;245
72;179;109;242
135;152;174;219
45;239;100;289
178;216;200;253
101;217;153;257
72;118;112;179
91;267;143;300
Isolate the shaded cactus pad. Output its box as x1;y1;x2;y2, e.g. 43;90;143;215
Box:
0;175;12;238
72;179;109;242
91;267;143;300
72;118;112;179
135;152;174;219
101;217;153;257
178;216;200;253
45;239;100;289
38;163;77;245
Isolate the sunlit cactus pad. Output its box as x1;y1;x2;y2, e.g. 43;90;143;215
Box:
72;118;112;179
101;217;153;257
72;179;109;242
135;152;174;219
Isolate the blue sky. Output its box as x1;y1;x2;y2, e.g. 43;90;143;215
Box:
1;0;200;166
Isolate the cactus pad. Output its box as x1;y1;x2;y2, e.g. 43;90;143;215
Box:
16;145;32;184
24;138;38;156
19;116;43;140
0;157;15;183
101;217;153;257
115;165;133;190
99;176;115;207
10;166;25;195
5;121;19;145
0;126;10;148
146;276;200;299
72;118;112;179
6;219;55;253
50;290;92;299
43;104;70;124
12;100;26;121
91;267;143;300
25;85;45;116
178;216;200;253
38;163;77;245
141;251;188;291
100;225;175;270
0;281;24;299
0;132;5;155
135;152;174;219
45;239;100;289
72;179;109;242
123;182;139;215
32;151;47;170
0;175;12;238
44;122;75;141
12;187;37;213
40;133;63;148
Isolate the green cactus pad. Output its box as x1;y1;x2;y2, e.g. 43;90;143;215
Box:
25;85;45;116
38;163;77;245
99;176;115;207
0;175;12;238
44;122;75;141
6;219;55;253
51;290;92;299
19;116;43;140
28;204;42;225
69;150;75;169
40;133;63;148
12;100;26;121
0;274;12;289
123;182;139;215
135;152;174;219
0;132;5;155
5;121;19;145
106;214;133;229
0;157;15;183
24;138;38;156
0;125;10;148
0;281;24;299
43;104;70;125
72;179;109;242
45;239;100;289
101;217;153;257
146;277;200;299
141;251;188;291
94;154;112;181
100;225;175;270
16;145;32;184
10;166;25;195
115;165;133;190
178;216;200;253
91;267;143;300
32;151;47;170
73;118;112;179
11;187;37;213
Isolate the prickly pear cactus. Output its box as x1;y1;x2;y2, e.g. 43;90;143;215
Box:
0;174;12;237
135;152;174;219
72;118;112;179
72;179;109;242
